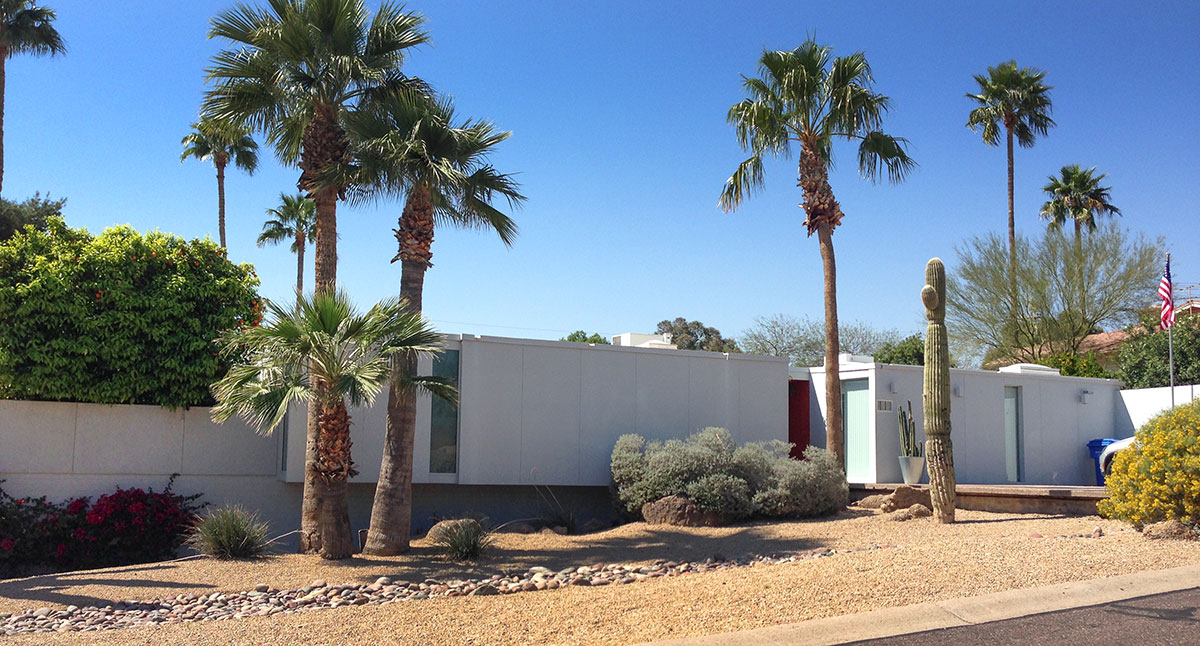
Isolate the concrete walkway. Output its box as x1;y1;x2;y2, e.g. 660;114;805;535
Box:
638;564;1200;646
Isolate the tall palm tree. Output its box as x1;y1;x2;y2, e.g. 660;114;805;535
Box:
339;92;523;555
966;61;1055;284
257;193;317;295
0;1;66;194
211;289;455;559
181;117;259;248
719;41;915;469
203;0;429;556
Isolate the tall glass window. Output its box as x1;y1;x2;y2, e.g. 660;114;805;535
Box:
1003;386;1023;482
429;350;460;473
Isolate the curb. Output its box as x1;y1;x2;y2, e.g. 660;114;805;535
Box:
636;563;1200;646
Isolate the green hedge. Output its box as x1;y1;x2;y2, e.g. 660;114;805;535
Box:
0;218;261;408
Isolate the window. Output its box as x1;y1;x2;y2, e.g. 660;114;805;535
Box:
429;350;460;474
1003;386;1023;482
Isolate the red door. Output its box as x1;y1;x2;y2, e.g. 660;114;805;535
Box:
788;379;810;459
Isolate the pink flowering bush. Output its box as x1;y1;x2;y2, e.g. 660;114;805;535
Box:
0;475;204;577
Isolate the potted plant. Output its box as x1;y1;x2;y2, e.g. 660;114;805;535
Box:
897;401;925;484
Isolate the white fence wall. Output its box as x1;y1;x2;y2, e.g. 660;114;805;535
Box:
1115;385;1200;436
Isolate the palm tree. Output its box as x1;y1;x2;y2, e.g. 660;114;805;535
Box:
340;92;523;555
1039;164;1120;336
719;41;915;469
181;117;259;248
966;61;1055;283
257;193;317;295
203;0;429;556
0;1;66;194
211;289;455;559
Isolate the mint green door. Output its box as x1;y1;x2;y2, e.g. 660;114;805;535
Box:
841;379;871;482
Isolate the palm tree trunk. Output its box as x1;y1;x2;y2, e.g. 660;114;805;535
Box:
0;48;7;195
295;233;305;295
313;399;355;559
216;158;227;248
1005;126;1018;348
816;221;843;470
364;185;434;555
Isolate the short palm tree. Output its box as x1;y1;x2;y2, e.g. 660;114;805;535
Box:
181;117;259;248
339;91;523;555
203;0;429;556
257;193;317;295
1040;164;1121;327
719;41;914;469
0;0;66;194
211;289;455;560
966;61;1055;279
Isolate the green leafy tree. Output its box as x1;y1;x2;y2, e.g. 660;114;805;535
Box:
948;224;1160;364
339;91;523;556
874;334;925;366
561;331;609;344
1039;351;1113;379
181;116;259;248
0;191;63;240
966;60;1055;289
741;314;902;366
256;193;316;295
1116;319;1200;388
0;218;260;407
211;289;455;560
656;317;740;353
719;41;915;468
203;0;429;557
0;0;65;194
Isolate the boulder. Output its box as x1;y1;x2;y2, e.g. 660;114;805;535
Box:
580;518;610;534
642;495;723;527
880;486;932;513
1143;520;1197;541
854;494;889;510
887;504;932;522
426;518;483;543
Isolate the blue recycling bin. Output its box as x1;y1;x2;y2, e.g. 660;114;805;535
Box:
1087;438;1118;486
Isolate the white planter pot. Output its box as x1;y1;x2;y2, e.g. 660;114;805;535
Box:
898;456;926;485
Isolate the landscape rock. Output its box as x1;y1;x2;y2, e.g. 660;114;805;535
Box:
887;503;933;522
426;518;484;543
642;495;723;527
1143;520;1197;541
580;518;609;534
854;494;889;510
879;486;932;513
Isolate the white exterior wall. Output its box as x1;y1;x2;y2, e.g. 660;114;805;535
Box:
1115;385;1200;436
801;362;1123;486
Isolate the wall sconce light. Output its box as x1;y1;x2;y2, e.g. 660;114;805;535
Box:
888;381;896;394
1080;389;1093;405
952;384;962;397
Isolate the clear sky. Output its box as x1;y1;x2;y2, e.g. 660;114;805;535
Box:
8;1;1199;342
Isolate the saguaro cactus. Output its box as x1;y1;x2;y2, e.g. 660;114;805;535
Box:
921;258;956;523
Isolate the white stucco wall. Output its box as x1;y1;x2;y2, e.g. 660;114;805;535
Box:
1115;385;1200;436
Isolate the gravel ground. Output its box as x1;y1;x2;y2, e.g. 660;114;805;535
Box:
1;509;1197;645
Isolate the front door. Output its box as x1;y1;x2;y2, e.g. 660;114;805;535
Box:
841;379;871;482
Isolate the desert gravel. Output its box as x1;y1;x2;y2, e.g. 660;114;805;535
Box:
1;509;1197;645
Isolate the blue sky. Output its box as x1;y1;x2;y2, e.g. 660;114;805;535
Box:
8;1;1200;342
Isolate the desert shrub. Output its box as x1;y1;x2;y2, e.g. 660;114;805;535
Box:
188;505;271;559
0;218;261;408
610;429;848;522
431;519;493;561
1099;399;1200;527
0;476;205;576
686;474;753;519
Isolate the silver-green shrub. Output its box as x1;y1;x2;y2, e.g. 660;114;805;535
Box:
611;429;848;521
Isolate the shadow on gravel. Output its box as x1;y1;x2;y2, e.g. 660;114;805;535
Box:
0;565;217;610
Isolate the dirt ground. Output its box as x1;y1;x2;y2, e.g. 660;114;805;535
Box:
1;509;1197;645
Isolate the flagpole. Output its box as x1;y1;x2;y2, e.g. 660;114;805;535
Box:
1168;252;1175;408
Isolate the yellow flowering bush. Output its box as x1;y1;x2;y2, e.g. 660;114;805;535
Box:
1099;398;1200;527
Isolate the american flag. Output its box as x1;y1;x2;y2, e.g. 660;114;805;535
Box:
1159;257;1176;330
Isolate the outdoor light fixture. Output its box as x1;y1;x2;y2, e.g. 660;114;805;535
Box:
888;381;897;394
1080;389;1093;405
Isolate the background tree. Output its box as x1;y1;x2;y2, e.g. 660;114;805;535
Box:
0;0;65;194
741;314;902;366
948;224;1160;364
966;60;1054;311
0;191;63;240
1116;319;1200;388
339;91;523;556
561;330;609;344
180;117;259;248
203;0;430;557
656;317;740;352
873;334;925;366
211;290;454;560
1038;351;1113;379
719;41;915;468
256;193;316;295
